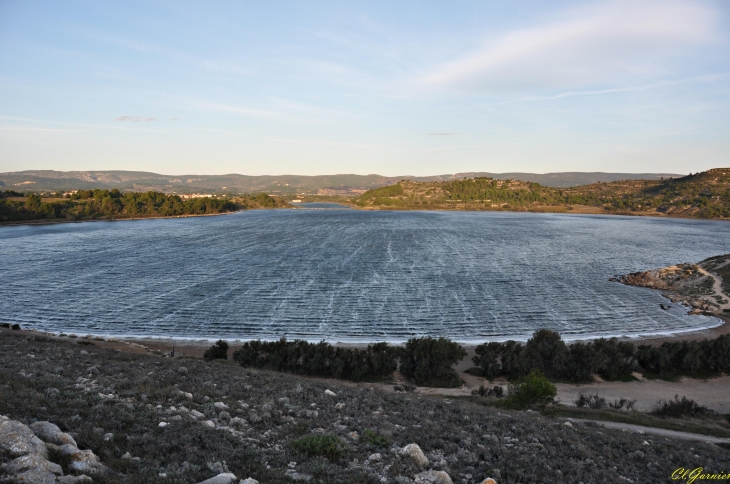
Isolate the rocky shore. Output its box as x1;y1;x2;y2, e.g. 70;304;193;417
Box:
612;254;730;317
2;330;729;483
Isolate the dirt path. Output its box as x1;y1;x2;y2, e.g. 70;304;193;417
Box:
572;419;730;443
696;265;730;311
555;376;730;414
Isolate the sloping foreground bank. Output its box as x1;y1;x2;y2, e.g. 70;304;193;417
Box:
2;331;729;484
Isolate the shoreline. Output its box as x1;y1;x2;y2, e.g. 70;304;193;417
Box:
0;209;245;227
3;203;729;227
7;315;728;359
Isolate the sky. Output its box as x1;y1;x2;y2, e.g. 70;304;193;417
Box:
0;0;729;176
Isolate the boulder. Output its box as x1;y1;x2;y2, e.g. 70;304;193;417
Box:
202;420;216;428
324;389;336;397
59;444;106;474
3;454;63;476
240;479;260;484
0;416;48;458
400;443;429;467
11;468;57;484
480;479;498;484
414;470;453;484
57;476;93;483
30;421;78;447
213;402;229;410
197;472;238;484
190;410;205;419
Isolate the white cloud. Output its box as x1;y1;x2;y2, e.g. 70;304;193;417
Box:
421;0;718;93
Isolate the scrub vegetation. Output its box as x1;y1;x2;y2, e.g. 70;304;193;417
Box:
354;168;730;219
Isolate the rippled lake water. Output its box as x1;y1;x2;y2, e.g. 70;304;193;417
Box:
1;209;728;342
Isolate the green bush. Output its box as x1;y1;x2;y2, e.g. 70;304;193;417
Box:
291;435;346;460
232;338;399;382
203;340;229;360
399;337;466;388
651;395;717;419
502;369;557;409
361;429;390;448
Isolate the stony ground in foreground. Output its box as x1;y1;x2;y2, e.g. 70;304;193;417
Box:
1;331;729;483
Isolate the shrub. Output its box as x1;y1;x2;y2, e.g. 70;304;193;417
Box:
204;340;229;360
592;338;636;381
472;342;502;379
362;429;390;448
574;393;606;409
610;398;636;411
232;338;399;382
502;369;557;409
472;385;504;398
291;435;346;460
521;329;570;379
399;337;466;388
651;395;717;419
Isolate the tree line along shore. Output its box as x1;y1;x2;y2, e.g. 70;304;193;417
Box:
0;189;289;223
2;167;730;223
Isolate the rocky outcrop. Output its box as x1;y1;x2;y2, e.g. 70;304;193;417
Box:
414;470;453;484
0;415;103;483
613;254;730;315
399;443;429;467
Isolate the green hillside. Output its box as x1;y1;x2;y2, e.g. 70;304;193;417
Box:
354;168;730;219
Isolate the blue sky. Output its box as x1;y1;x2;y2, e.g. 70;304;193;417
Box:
1;0;728;176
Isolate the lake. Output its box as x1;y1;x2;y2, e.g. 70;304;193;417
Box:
1;209;728;342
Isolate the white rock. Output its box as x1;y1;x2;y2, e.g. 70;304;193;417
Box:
59;444;106;474
414;470;453;484
102;433;113;442
190;410;205;419
324;389;336;397
4;454;63;476
197;472;238;484
479;479;498;484
0;417;48;458
30;421;78;447
202;420;216;428
12;468;57;484
368;453;382;461
400;443;429;467
240;478;260;484
563;422;574;429
335;403;345;410
158;422;168;428
213;402;229;410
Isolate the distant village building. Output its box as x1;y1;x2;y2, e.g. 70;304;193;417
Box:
179;193;215;199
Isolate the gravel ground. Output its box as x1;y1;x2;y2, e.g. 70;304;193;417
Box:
1;330;729;483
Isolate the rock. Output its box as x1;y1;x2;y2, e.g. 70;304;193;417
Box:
57;476;93;483
178;367;189;374
348;431;360;441
4;454;63;476
400;443;429;467
59;444;106;474
324;389;336;397
0;416;48;458
202;420;216;428
563;422;573;429
213;402;229;410
190;410;205;419
102;433;113;442
12;468;57;483
414;470;453;484
368;453;382;461
335;402;345;410
182;391;194;400
240;479;260;484
479;479;498;484
230;417;247;428
197;472;238;484
158;422;168;428
285;469;313;481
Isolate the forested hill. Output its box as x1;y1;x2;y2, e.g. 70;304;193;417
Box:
0;189;288;223
354;168;730;219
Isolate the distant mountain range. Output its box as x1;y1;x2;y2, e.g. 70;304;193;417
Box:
0;170;684;195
